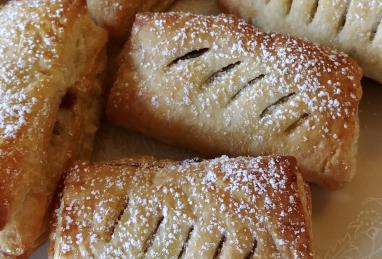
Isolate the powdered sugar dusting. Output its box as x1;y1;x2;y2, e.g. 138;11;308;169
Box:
51;156;313;258
109;12;362;187
222;0;382;83
0;0;66;140
0;1;107;256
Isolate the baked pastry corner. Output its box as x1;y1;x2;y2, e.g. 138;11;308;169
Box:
87;0;176;38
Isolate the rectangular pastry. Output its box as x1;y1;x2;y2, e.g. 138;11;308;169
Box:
219;0;382;84
0;0;107;257
87;0;176;38
106;12;362;189
50;156;313;258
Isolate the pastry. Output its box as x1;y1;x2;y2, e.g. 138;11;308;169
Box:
0;0;107;256
50;156;313;258
87;0;176;38
106;12;362;189
219;0;382;84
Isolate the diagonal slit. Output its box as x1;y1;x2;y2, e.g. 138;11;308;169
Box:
143;216;164;254
243;240;258;259
229;74;266;103
308;0;319;23
203;61;242;85
337;0;350;33
285;0;293;16
110;197;129;239
284;113;309;134
260;93;296;118
213;235;226;259
177;226;194;258
370;15;382;41
168;48;209;66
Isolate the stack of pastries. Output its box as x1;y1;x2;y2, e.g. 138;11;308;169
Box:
0;0;366;258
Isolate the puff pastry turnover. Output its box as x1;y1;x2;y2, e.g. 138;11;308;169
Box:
107;12;362;189
220;0;382;84
50;156;313;258
0;0;107;256
87;0;176;38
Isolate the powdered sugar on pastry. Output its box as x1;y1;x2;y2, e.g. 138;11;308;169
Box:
219;0;382;84
0;0;63;140
50;156;313;258
0;0;107;256
107;12;362;189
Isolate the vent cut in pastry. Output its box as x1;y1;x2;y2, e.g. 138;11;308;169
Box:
87;0;176;38
50;156;313;258
219;0;382;84
106;12;362;189
0;0;107;257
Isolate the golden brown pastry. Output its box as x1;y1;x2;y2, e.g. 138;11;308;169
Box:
219;0;382;84
0;0;107;257
87;0;176;38
106;12;362;189
50;156;313;258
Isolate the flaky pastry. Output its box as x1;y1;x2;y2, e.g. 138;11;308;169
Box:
50;156;313;258
220;0;382;84
0;0;107;256
107;12;362;189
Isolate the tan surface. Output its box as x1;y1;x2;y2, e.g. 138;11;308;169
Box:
219;0;382;85
50;156;312;258
87;0;175;39
92;60;382;259
106;11;362;189
31;0;382;258
0;0;107;256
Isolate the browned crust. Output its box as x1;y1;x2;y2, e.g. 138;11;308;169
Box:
50;156;313;258
0;0;107;256
107;12;362;189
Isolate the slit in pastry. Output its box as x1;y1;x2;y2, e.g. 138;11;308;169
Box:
143;216;164;254
337;0;351;33
308;0;319;23
203;61;242;86
177;225;194;258
370;15;382;41
213;234;226;258
260;92;296;118
168;48;210;66
110;197;129;239
284;113;310;134
229;74;266;103
243;239;258;259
